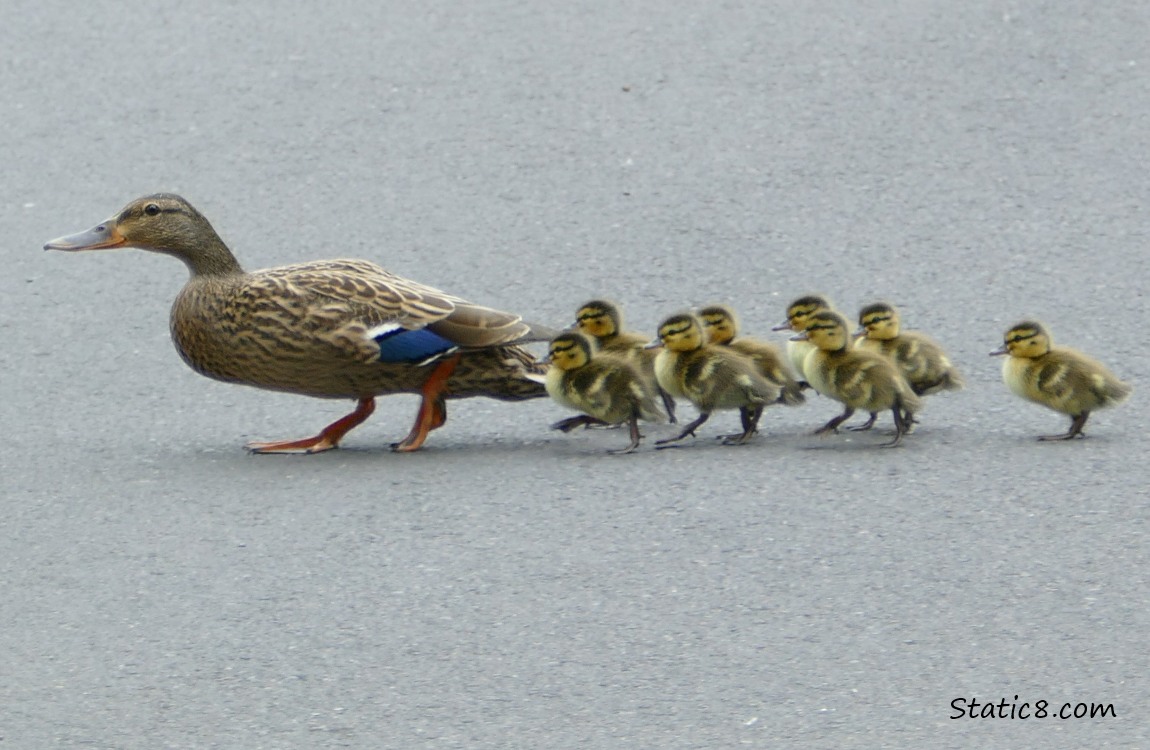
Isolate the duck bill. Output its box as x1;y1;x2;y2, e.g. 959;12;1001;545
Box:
642;338;663;350
989;344;1009;356
790;332;809;342
852;327;867;339
770;321;793;332
43;220;126;252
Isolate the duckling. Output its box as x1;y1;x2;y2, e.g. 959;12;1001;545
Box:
698;304;805;406
851;302;964;430
990;320;1131;440
651;313;782;446
772;295;833;383
544;332;666;453
574;299;677;422
794;311;920;447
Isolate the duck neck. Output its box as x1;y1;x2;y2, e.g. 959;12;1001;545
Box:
167;233;245;278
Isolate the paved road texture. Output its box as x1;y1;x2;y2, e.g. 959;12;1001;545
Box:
3;1;1147;748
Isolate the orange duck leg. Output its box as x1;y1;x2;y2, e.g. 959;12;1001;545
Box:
246;397;377;454
392;353;461;452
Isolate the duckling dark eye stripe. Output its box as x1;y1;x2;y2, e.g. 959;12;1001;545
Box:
551;342;577;353
577;313;604;322
1008;332;1039;343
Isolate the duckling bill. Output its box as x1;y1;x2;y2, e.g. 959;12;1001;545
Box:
45;194;556;453
544;332;666;454
991;320;1131;440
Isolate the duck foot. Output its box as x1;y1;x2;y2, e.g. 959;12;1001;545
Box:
246;397;376;454
1038;413;1089;441
606;416;643;455
655;413;710;448
392;355;459;453
846;412;878;431
814;407;855;437
551;415;609;432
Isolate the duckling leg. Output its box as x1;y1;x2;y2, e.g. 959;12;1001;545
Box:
246;397;377;454
1038;412;1090;441
846;412;878;431
814;407;855;436
392;354;461;453
551;415;609;432
659;387;679;424
720;405;762;445
655;412;711;447
607;415;643;455
880;406;910;448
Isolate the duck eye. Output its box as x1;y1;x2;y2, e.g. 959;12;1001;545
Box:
144;203;160;216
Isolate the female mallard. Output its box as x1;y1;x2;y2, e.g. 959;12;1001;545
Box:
44;194;556;453
544;331;666;454
990;320;1131;440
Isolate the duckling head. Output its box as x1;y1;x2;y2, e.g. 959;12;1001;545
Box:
794;310;853;352
990;320;1052;358
44;194;240;277
698;304;739;345
857;302;901;340
574;299;623;340
656;313;705;353
774;295;832;332
547;331;596;371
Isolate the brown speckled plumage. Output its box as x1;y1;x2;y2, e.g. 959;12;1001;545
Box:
46;194;551;451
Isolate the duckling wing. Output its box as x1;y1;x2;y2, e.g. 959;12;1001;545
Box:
1038;351;1132;411
892;333;963;394
251;259;547;363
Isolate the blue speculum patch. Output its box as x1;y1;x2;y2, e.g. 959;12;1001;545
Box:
373;326;458;363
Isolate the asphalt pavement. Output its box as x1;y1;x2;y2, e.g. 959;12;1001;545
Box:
3;1;1148;748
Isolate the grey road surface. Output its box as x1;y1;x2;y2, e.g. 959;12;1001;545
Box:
3;1;1147;748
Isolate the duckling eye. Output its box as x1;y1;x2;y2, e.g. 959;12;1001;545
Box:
144;203;161;216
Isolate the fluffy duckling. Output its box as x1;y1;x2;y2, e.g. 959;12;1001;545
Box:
990;320;1131;440
574;299;677;422
794;311;920;447
651;313;782;446
544;332;666;453
852;302;964;430
698;304;805;406
772;295;834;383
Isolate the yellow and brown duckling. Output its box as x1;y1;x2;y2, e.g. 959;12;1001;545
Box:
852;302;964;430
574;299;677;422
794;310;920;447
990;320;1131;440
45;194;556;453
651;313;783;446
544;332;667;454
772;294;834;383
698;304;805;406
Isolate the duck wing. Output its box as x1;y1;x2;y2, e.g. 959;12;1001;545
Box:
249;259;553;364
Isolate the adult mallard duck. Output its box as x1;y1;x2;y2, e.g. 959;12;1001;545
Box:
44;193;556;453
990;320;1131;440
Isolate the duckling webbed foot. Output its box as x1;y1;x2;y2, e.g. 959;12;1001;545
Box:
718;405;763;445
246;397;376;454
393;354;460;452
552;415;609;433
655;413;711;448
814;408;855;437
879;406;913;448
846;412;878;432
1038;413;1089;441
607;416;644;455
